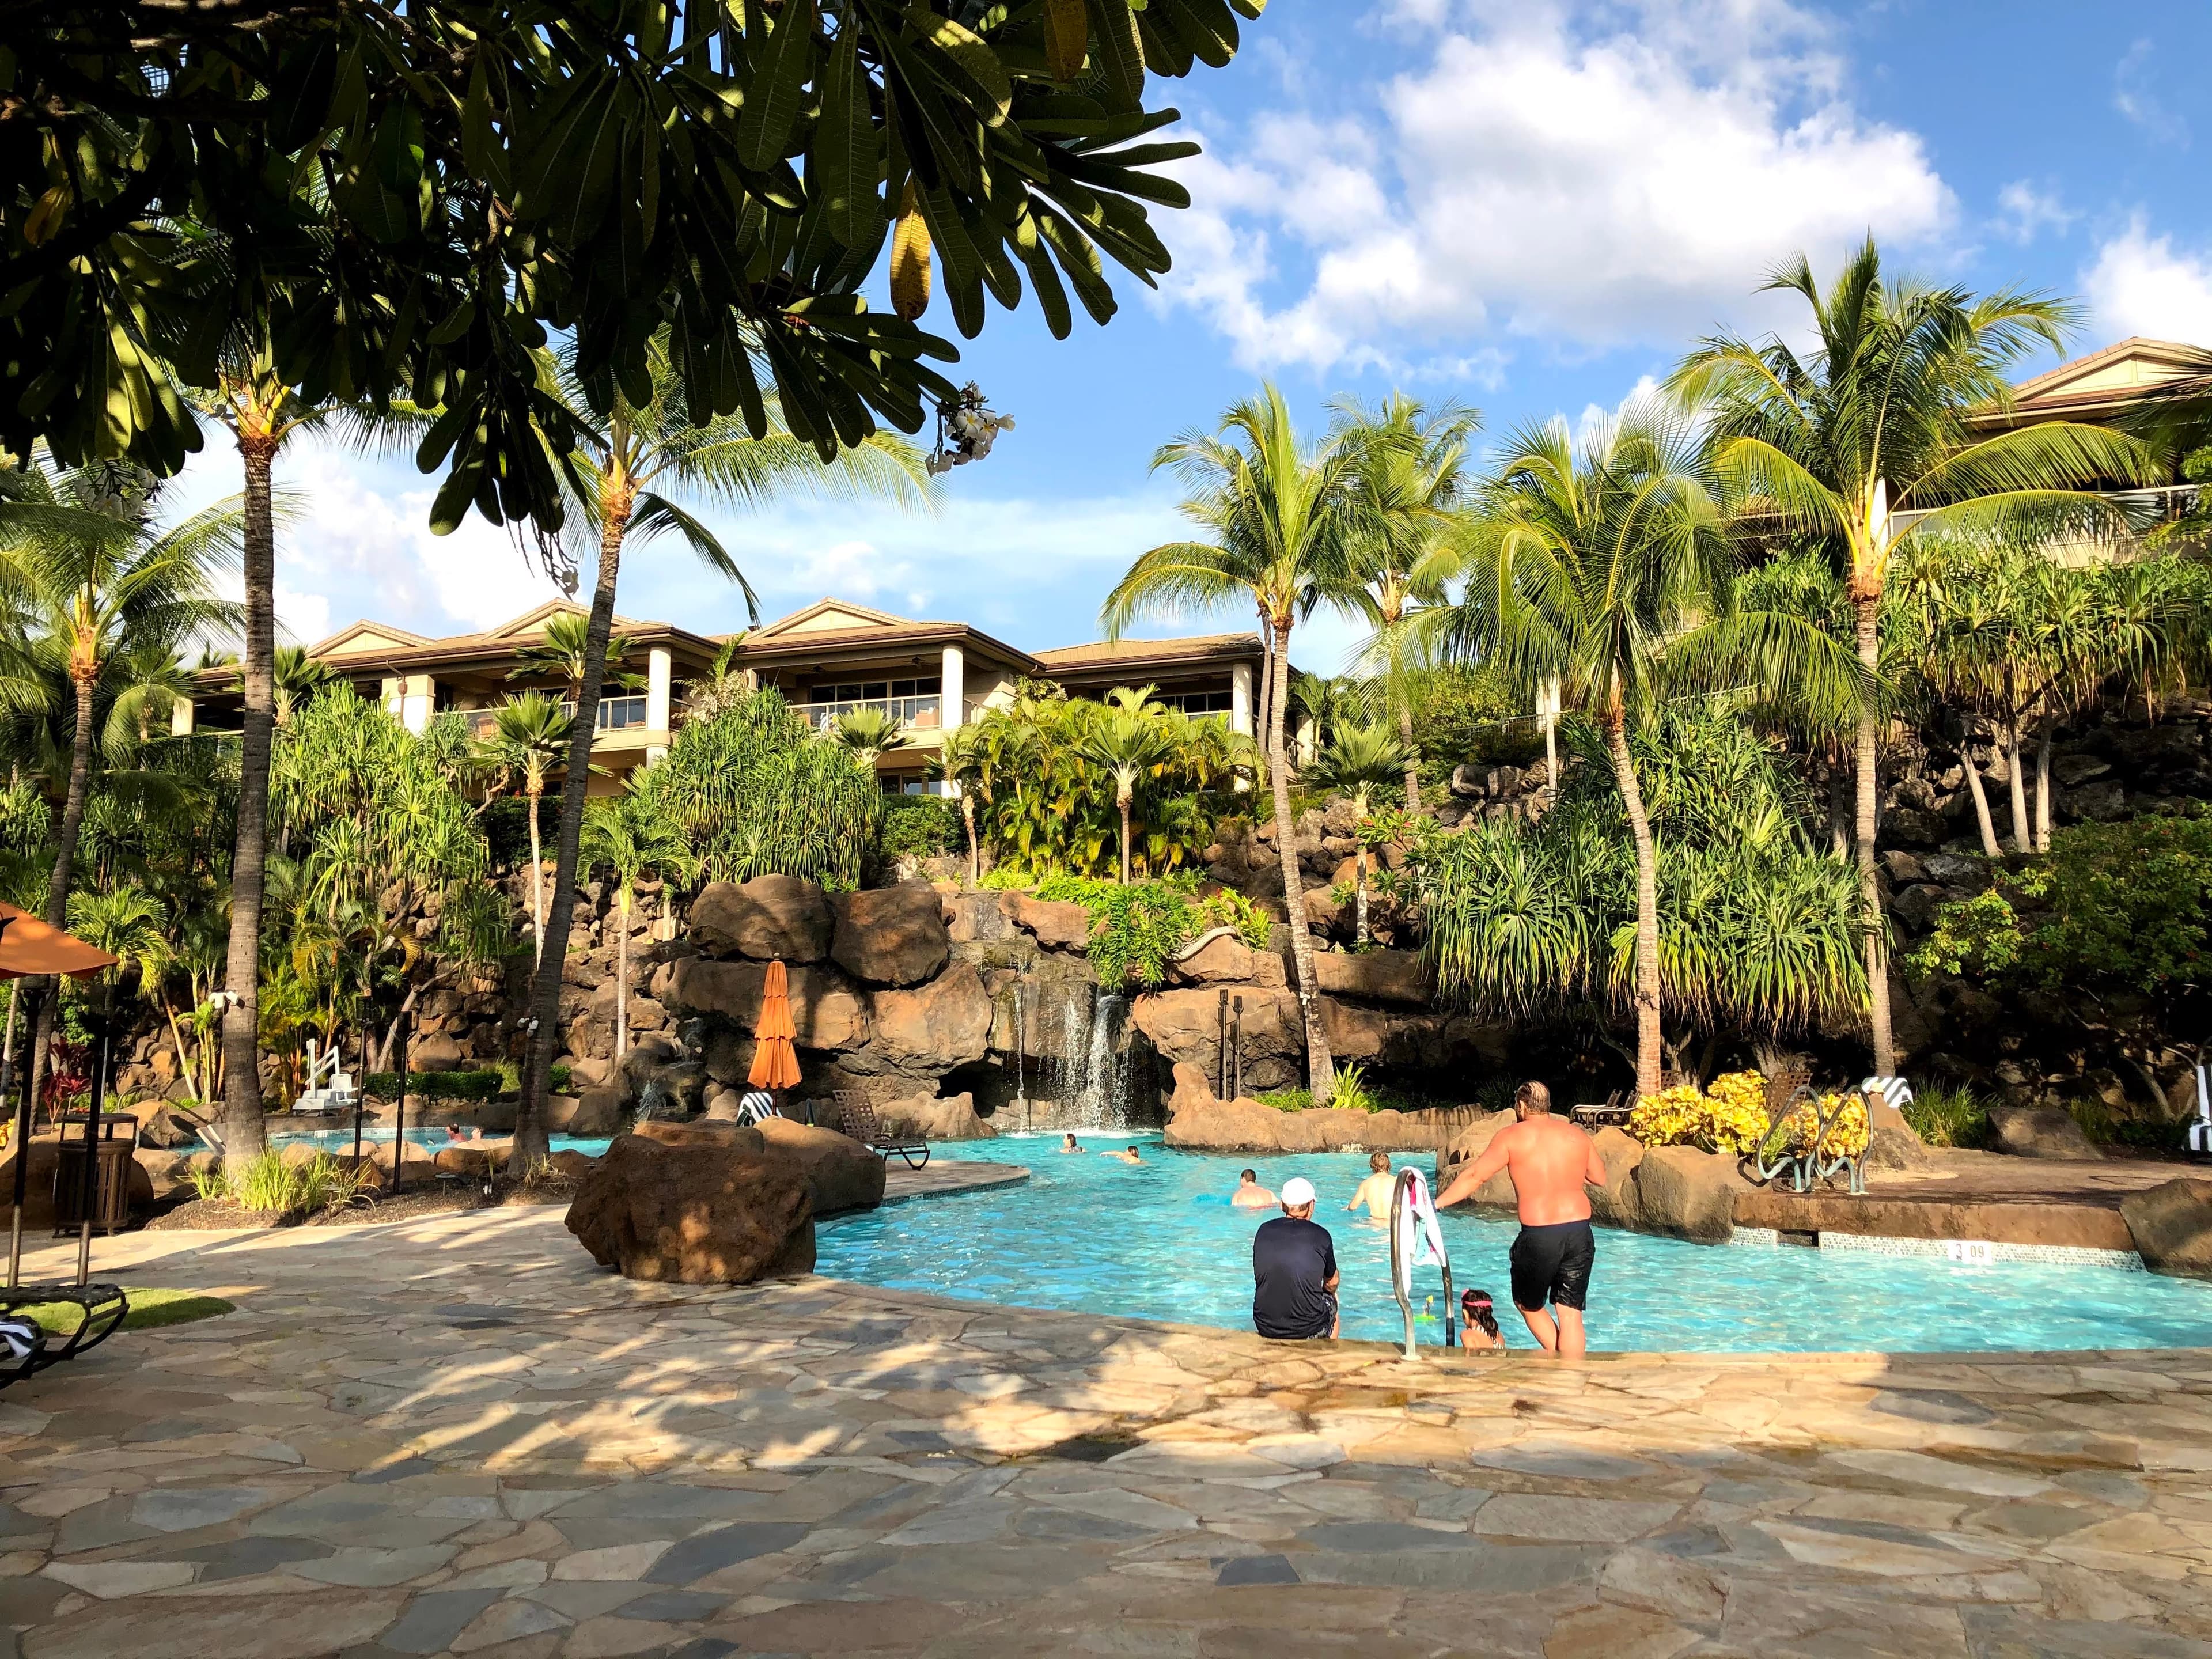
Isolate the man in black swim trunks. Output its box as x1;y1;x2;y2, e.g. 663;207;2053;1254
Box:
1433;1081;1607;1356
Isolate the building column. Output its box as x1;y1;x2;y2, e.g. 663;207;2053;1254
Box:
1230;661;1254;736
400;673;435;735
380;675;403;722
940;643;965;730
939;644;966;799
646;645;673;766
169;695;195;737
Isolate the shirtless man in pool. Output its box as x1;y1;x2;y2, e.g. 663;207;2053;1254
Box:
1433;1081;1607;1357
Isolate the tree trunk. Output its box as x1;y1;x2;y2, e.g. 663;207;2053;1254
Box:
963;794;978;886
2002;713;2032;854
1271;620;1333;1094
1603;715;1663;1101
1354;846;1369;946
518;493;630;1164
526;787;546;963
1959;737;2002;858
26;673;100;1118
1397;700;1421;813
218;431;278;1168
1255;617;1277;789
2035;722;2054;853
615;891;630;1063
1851;594;1893;1079
1118;794;1132;885
1827;748;1850;858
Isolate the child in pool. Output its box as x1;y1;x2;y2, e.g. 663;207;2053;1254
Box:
1460;1288;1506;1350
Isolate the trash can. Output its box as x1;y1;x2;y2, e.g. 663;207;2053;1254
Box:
53;1116;139;1236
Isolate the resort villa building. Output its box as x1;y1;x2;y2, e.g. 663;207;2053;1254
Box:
171;595;1264;796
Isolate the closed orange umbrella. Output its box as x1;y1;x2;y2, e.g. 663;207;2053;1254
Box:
748;959;801;1091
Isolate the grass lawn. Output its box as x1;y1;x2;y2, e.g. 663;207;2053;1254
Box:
15;1287;234;1336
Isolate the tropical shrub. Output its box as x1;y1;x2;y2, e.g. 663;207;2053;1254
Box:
960;683;1249;880
1036;874;1273;987
643;689;884;889
1907;809;2212;995
1407;664;1539;781
1422;708;1866;1050
196;1150;370;1217
1628;1071;1770;1154
1902;1084;1994;1149
881;796;959;863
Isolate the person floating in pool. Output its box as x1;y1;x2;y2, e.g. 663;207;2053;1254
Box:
1230;1169;1276;1209
1344;1151;1395;1220
1251;1177;1339;1341
1459;1287;1506;1350
1434;1081;1606;1358
1101;1145;1142;1165
1059;1133;1083;1154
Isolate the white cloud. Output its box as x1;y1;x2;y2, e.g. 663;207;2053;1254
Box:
2114;39;2188;146
2083;218;2212;346
1994;180;2074;245
1160;0;1953;376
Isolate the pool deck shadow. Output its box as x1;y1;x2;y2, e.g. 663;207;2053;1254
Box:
4;1206;2209;1658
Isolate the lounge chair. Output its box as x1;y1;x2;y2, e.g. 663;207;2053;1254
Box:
832;1092;929;1170
0;1282;127;1389
1567;1090;1631;1130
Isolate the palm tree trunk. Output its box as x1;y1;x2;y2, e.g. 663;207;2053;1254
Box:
526;787;546;964
963;796;978;886
1602;715;1663;1101
2002;714;2032;855
1255;617;1277;786
215;431;279;1168
1397;702;1421;813
519;494;631;1164
1959;737;2002;858
1851;595;1893;1078
26;675;100;1123
2035;723;2054;853
1270;620;1333;1094
1118;795;1132;885
1354;847;1369;946
615;891;630;1063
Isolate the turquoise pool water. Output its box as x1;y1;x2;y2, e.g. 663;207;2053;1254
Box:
260;1127;615;1158
815;1133;2212;1354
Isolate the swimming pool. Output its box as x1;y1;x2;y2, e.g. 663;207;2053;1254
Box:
815;1133;2212;1354
258;1127;615;1159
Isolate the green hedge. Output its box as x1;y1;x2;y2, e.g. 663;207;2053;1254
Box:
359;1065;571;1103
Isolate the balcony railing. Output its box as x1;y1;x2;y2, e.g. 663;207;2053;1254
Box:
461;695;654;741
801;695;942;732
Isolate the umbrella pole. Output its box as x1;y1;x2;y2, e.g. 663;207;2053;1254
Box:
4;984;24;1290
392;1010;409;1197
78;999;111;1287
351;1023;364;1173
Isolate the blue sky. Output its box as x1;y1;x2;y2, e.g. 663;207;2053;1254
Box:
170;0;2212;673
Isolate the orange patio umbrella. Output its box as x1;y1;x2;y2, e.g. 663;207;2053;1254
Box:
747;959;802;1092
0;903;120;1292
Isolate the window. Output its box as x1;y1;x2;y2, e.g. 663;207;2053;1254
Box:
1160;688;1234;715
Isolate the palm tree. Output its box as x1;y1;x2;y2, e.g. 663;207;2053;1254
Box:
1103;388;1365;1092
1430;409;1862;1099
0;459;240;1119
1668;238;2155;1075
581;781;700;1065
1307;720;1411;944
1284;671;1372;764
1335;393;1480;809
476;692;574;964
681;633;752;722
1075;688;1175;884
511;331;933;1162
935;723;990;884
509;611;643;698
831;704;910;765
272;645;331;726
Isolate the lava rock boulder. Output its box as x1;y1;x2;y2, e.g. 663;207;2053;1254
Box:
565;1123;815;1284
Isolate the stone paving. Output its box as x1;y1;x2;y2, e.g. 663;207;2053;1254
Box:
1;1207;2210;1657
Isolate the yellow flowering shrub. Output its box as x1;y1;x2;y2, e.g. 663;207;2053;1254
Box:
1776;1092;1871;1158
1629;1073;1771;1156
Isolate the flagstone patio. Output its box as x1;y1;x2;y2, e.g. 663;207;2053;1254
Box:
1;1206;2208;1658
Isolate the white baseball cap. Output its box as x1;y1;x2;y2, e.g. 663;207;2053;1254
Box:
1279;1177;1317;1206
